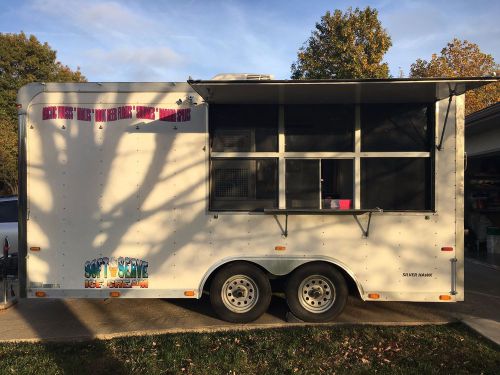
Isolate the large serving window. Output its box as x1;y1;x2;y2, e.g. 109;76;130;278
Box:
190;78;495;213
209;103;434;212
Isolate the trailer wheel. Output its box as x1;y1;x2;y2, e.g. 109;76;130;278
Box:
285;262;348;323
210;262;271;323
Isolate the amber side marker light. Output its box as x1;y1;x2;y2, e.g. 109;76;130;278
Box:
439;295;452;301
35;291;46;297
275;246;286;251
441;246;454;252
30;247;41;252
109;291;121;298
184;290;195;297
368;293;380;299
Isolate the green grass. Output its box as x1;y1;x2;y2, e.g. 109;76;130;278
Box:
0;323;498;374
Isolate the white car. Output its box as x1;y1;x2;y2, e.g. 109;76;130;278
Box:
0;196;18;257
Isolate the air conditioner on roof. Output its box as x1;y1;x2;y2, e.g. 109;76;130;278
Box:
211;73;274;81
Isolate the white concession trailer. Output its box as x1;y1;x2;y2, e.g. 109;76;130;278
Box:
16;76;498;322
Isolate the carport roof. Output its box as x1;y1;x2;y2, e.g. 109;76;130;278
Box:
188;77;499;104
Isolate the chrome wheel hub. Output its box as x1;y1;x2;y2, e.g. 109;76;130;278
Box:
221;275;259;313
298;275;336;313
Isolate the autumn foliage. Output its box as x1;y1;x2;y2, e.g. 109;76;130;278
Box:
0;32;86;194
291;7;392;79
410;39;499;115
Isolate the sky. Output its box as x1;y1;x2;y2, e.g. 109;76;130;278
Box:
0;0;499;82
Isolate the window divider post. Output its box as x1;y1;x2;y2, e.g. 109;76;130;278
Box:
354;105;361;209
278;105;286;209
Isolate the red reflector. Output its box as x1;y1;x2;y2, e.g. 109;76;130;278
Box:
441;247;454;252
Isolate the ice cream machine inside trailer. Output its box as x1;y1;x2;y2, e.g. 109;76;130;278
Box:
16;76;499;323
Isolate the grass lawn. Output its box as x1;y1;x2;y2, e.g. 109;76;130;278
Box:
0;323;498;374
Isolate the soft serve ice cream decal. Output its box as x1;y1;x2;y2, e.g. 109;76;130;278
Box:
84;256;149;288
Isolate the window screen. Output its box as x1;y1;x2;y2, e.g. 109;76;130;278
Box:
285;105;354;152
210;105;278;152
210;158;278;211
286;159;320;209
0;200;17;223
361;158;432;210
361;104;433;152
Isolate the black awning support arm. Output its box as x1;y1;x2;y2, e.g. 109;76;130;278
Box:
436;89;456;151
272;214;289;237
270;211;376;238
353;212;373;238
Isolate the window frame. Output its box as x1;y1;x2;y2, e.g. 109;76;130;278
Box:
208;103;435;213
210;157;279;211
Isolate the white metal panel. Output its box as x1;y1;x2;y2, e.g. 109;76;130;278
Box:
24;83;462;303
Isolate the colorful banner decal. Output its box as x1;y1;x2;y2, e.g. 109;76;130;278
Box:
84;256;149;289
42;105;191;123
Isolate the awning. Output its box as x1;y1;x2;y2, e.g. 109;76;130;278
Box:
188;77;498;104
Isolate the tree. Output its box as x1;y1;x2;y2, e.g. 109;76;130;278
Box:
0;32;86;194
409;39;499;115
0;32;86;123
290;7;392;79
0;118;18;194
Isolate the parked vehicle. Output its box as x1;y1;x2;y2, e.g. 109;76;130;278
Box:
0;253;18;280
16;76;498;322
0;196;18;279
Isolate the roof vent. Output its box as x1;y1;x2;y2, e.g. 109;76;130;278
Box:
211;73;274;81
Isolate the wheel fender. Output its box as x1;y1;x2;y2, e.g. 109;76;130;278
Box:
198;256;364;297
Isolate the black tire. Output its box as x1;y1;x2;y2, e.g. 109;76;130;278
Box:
285;262;348;323
210;262;271;323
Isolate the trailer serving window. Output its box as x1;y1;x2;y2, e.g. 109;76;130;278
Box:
209;103;433;212
286;159;354;209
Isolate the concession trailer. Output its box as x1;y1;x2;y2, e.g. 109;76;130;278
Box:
16;75;498;322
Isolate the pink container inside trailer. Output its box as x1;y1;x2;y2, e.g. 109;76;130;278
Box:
338;199;351;210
